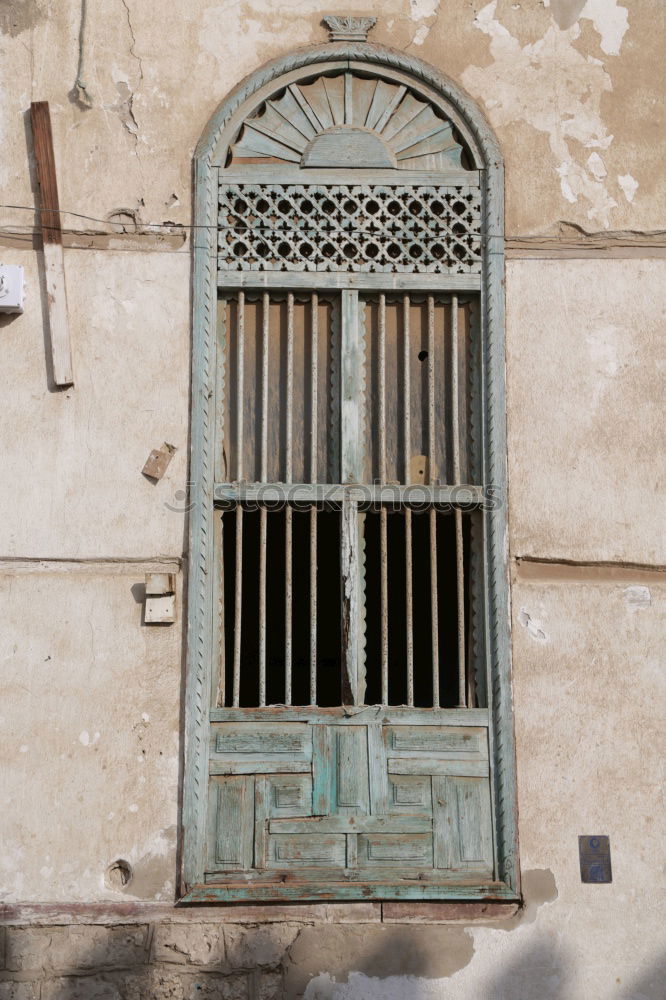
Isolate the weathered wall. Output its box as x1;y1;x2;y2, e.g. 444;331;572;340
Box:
0;1;664;998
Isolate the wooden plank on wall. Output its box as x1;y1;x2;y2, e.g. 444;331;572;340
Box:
30;101;74;387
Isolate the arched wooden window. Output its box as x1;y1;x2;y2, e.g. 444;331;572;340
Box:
182;19;517;903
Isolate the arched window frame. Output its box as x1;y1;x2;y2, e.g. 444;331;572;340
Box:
182;36;517;902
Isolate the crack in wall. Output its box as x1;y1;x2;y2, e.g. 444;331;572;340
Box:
120;0;143;87
116;0;143;160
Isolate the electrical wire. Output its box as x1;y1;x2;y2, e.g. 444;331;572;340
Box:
0;202;501;239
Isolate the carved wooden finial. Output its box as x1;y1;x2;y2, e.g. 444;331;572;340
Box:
323;15;377;42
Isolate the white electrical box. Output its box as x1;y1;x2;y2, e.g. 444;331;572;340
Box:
0;265;25;314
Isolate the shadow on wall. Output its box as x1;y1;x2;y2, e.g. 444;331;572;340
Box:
479;940;574;1000
298;937;573;1000
2;922;665;1000
299;941;666;1000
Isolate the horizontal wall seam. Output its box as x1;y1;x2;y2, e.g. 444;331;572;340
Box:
2;228;666;258
505;248;666;259
514;555;665;583
0;557;183;573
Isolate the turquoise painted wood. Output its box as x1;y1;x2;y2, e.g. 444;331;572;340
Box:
181;883;518;903
204;719;497;889
184;32;517;904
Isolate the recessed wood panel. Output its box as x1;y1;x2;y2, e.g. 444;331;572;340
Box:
433;776;493;873
389;775;432;812
207;776;254;870
386;725;486;756
359;833;433;866
267;774;313;816
268;833;346;867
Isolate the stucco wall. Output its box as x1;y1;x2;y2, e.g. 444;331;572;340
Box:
1;2;664;998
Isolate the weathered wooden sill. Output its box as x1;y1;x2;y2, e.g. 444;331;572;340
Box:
181;881;519;904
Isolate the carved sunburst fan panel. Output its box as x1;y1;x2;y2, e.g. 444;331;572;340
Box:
228;72;469;171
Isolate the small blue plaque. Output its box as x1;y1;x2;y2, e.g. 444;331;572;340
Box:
579;835;612;883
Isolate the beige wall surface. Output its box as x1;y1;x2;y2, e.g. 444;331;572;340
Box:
506;257;665;566
1;0;664;236
0;2;664;998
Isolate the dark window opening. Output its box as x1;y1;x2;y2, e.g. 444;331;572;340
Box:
221;504;473;709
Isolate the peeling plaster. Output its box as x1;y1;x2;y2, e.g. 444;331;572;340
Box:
587;152;607;181
585;323;627;410
408;0;440;46
199;2;319;87
78;730;100;747
462;1;628;227
546;0;629;56
518;609;548;643
618;173;638;203
624;585;651;611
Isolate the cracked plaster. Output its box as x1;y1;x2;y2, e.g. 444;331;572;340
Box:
0;1;662;235
462;0;624;227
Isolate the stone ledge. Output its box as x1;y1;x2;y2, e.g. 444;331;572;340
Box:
0;899;523;928
0;903;381;927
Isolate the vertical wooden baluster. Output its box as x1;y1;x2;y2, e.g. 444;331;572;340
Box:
340;290;362;705
341;500;359;706
428;296;440;708
261;293;269;481
451;294;466;708
378;294;389;705
236;291;245;482
233;293;245;708
285;293;294;705
403;295;414;706
259;293;269;706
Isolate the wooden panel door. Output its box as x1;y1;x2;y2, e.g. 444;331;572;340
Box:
204;711;494;896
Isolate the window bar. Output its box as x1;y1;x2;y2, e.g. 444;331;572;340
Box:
341;499;359;705
340;290;362;704
259;292;269;706
236;291;245;481
232;511;243;708
232;292;245;707
403;294;414;707
451;294;466;708
216;513;226;708
427;295;440;708
261;293;269;481
378;294;389;705
259;507;267;706
309;293;318;705
285;293;294;705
